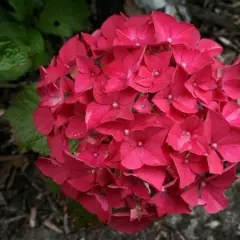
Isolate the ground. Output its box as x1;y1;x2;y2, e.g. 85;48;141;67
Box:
1;166;240;240
0;0;240;239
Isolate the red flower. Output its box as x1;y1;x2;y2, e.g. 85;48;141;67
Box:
60;76;78;104
153;67;198;121
85;88;137;129
75;57;100;93
133;166;165;191
133;95;152;113
116;174;150;199
114;15;156;47
222;101;240;128
34;12;240;234
171;153;208;188
38;58;65;88
104;185;126;208
167;115;207;155
96;119;132;142
109;211;152;234
47;130;69;163
34;106;54;135
81;30;112;56
182;164;237;213
149;182;191;216
212;77;228;102
65;116;88;139
172;45;213;74
222;62;240;100
76;190;110;222
101;14;126;40
39;82;63;109
134;51;173;93
120;127;168;169
58;35;86;66
36;157;69;185
75;143;108;168
54;104;74;129
103;48;144;92
204;111;240;174
152;11;200;48
185;65;217;104
62;151;97;192
197;39;223;58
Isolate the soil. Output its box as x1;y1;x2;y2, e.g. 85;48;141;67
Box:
1;167;240;240
0;0;240;239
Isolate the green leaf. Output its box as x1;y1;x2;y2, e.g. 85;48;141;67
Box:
27;29;45;55
4;84;49;155
0;21;44;55
0;37;31;81
47;179;60;193
26;28;45;69
0;21;29;47
69;139;80;154
67;199;100;228
36;0;89;37
9;0;36;22
0;21;45;74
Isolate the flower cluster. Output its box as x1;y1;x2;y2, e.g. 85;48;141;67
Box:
34;12;240;233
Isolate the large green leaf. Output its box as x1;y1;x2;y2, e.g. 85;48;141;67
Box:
0;21;45;76
9;0;36;22
4;84;49;155
0;21;32;48
0;37;31;81
25;28;45;69
36;0;89;37
0;21;45;55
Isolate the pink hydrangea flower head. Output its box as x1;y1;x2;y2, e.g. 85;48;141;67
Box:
34;11;240;234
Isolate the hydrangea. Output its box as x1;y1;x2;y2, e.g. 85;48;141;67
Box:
34;11;240;234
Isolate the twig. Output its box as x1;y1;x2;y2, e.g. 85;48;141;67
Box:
0;192;6;206
188;4;237;30
64;213;70;235
0;109;4;117
22;172;42;192
218;37;240;53
29;207;37;228
175;229;187;240
48;212;57;221
36;191;49;200
154;230;169;240
0;155;22;162
47;196;60;213
3;215;27;225
0;138;15;150
43;220;63;234
214;31;240;37
7;167;17;189
63;205;70;234
0;81;28;89
232;2;240;8
162;222;187;240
